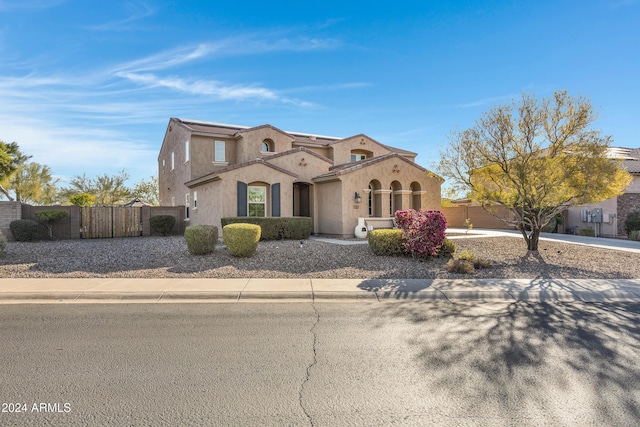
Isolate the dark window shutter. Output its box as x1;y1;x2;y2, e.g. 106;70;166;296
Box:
237;181;247;216
271;183;281;217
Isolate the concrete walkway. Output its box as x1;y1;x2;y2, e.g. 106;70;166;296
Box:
2;277;640;304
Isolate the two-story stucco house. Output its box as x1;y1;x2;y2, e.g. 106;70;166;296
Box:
158;118;442;236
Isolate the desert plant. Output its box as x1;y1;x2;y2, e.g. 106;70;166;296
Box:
367;229;406;256
149;215;176;236
457;249;477;262
184;225;218;255
465;218;473;234
394;209;448;259
447;259;475;274
35;210;68;240
0;231;6;255
9;219;39;241
629;230;640;242
624;211;640;234
437;238;456;258
578;228;595;237
223;223;261;257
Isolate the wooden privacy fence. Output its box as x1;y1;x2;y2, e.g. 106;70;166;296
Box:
81;206;142;238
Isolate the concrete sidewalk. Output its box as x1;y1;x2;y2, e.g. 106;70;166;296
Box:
2;277;640;304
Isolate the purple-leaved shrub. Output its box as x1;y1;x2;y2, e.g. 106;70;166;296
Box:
394;209;448;259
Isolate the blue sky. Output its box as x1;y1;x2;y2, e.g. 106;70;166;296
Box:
1;0;638;188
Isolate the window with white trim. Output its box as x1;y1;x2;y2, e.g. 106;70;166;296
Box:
193;191;197;210
185;140;190;163
351;153;367;162
162;159;166;173
171;196;175;207
185;193;190;220
248;186;266;217
215;140;225;162
171;152;175;170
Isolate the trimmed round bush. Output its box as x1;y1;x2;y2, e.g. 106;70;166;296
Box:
624;211;640;234
184;225;218;255
223;223;261;257
149;215;176;236
9;219;39;241
367;229;406;256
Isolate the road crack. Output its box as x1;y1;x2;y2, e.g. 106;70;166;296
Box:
299;302;320;426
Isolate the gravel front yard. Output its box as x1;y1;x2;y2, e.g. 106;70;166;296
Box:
1;235;639;279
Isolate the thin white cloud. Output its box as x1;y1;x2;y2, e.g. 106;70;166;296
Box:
0;115;158;183
85;1;155;31
454;94;518;108
117;72;314;107
283;82;372;94
112;43;219;73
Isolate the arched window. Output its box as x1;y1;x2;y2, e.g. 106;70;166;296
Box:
410;182;422;210
261;139;273;152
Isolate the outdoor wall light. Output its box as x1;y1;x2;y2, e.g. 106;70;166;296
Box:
355;192;362;203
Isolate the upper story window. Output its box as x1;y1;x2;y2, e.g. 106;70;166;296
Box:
185;140;190;163
261;139;273;153
351;149;372;163
351;153;367;162
215;140;226;162
171;152;175;170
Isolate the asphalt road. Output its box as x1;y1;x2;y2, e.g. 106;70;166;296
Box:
1;302;640;426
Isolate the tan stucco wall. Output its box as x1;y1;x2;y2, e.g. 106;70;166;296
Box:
190;135;237;178
236;128;295;164
316;180;343;235
315;157;441;235
566;198;619;237
331;136;392;166
188;162;296;230
295;145;331;160
265;152;332;183
158;121;192;206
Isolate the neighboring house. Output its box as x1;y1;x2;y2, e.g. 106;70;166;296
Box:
565;147;640;237
158;118;442;236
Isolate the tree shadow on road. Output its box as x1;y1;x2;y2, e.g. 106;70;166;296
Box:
370;300;640;425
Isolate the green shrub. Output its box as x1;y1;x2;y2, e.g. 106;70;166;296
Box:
9;219;39;241
149;215;176;236
35;210;68;240
624;211;640;234
368;229;406;256
447;259;475;274
578;228;595;237
221;217;312;240
455;249;491;269
223;223;261;257
437;238;456;258
458;250;477;262
185;225;218;255
0;231;6;256
629;230;640;242
473;258;492;269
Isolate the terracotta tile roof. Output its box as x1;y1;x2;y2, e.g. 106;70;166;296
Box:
185;158;298;188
